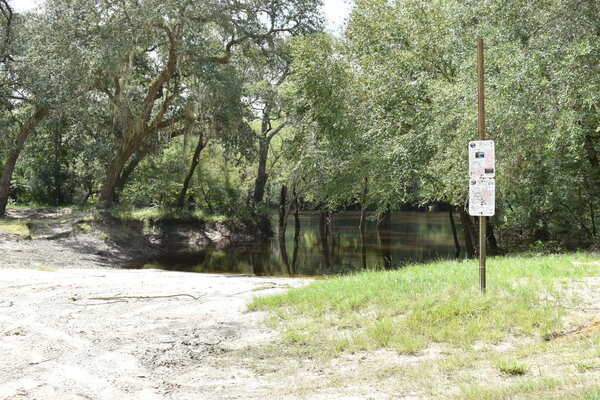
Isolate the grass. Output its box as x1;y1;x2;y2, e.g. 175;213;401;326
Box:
244;253;600;399
584;389;600;400
0;221;30;237
250;253;600;357
106;206;227;223
5;204;229;224
495;358;528;376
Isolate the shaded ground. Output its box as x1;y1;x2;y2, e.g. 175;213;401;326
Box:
0;208;150;269
0;208;251;270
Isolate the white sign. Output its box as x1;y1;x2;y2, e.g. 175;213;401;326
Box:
469;177;495;216
469;140;495;178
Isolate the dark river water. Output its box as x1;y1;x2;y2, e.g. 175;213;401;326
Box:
129;211;462;276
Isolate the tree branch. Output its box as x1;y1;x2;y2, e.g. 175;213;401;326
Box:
0;0;13;61
141;24;178;123
267;120;289;140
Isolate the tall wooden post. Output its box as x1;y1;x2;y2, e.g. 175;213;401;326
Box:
477;39;487;293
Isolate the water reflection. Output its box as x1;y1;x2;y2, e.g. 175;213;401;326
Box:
128;211;460;276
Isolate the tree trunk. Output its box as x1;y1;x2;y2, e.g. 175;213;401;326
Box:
98;139;139;208
358;177;369;268
113;149;150;202
583;133;599;170
278;185;288;234
377;209;392;268
458;206;476;258
361;236;367;269
377;209;391;229
487;218;501;255
359;177;368;234
53;125;63;206
326;210;335;248
253;137;269;205
449;206;461;258
251;243;267;276
177;133;206;209
278;185;289;271
291;195;301;274
319;211;331;269
583;132;600;198
279;225;291;273
590;200;597;237
0;107;49;217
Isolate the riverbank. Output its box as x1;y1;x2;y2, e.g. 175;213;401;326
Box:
0;207;254;270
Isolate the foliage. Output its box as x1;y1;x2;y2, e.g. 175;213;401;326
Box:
285;0;600;245
1;0;598;249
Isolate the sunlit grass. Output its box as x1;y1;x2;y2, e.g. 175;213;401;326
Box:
495;357;529;376
106;206;227;223
0;221;30;237
250;253;600;357
460;378;563;400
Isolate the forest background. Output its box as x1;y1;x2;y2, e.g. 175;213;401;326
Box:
1;0;598;256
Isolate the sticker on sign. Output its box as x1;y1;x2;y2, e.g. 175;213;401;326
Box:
469;140;495;178
469;177;495;216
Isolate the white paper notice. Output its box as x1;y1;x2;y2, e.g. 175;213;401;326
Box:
469;140;495;178
469;177;495;216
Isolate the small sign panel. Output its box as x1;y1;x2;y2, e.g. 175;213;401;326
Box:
469;178;495;216
469;140;495;178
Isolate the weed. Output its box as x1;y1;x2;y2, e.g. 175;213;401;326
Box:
0;222;30;237
577;360;600;373
584;388;600;400
495;358;528;376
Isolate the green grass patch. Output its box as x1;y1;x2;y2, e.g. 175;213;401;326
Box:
250;253;600;357
106;206;227;223
0;221;30;237
583;388;600;400
495;358;528;376
461;378;563;400
577;359;600;373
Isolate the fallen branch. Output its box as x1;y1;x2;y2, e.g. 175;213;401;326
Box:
70;300;128;306
29;357;59;366
86;293;205;301
229;284;291;297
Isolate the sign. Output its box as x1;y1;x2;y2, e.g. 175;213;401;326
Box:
469;177;495;216
469;140;495;178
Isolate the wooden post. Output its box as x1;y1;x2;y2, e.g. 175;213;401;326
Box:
477;39;487;293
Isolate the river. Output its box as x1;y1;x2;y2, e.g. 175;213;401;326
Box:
129;211;462;276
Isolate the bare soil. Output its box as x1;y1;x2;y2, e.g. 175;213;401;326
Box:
0;209;437;399
2;267;598;400
0;267;315;400
0;208;152;269
1;209;599;399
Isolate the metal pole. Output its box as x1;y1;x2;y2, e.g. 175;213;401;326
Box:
477;39;487;293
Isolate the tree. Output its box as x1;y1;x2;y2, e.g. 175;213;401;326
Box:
43;0;322;208
242;38;293;206
0;7;57;216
